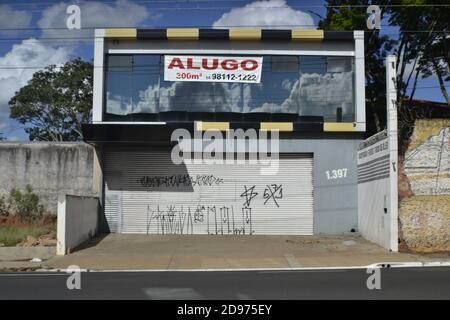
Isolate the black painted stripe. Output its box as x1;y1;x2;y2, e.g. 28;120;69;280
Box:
358;166;390;176
293;122;323;132
199;29;229;40
358;170;389;179
137;29;167;40
358;168;390;180
357;154;390;168
226;122;325;132
299;115;324;122
358;167;390;178
261;29;292;41
357;160;390;174
358;169;390;180
323;31;354;41
358;174;390;184
359;173;390;182
229;122;259;130
229;123;324;131
358;160;389;171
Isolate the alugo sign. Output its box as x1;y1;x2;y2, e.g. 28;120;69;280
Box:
164;55;263;83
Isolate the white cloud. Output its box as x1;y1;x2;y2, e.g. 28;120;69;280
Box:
213;0;314;29
1;0;154;138
0;5;32;35
106;72;354;120
0;39;70;120
6;136;21;142
38;0;153;41
106;82;244;115
282;79;293;91
0;122;8;131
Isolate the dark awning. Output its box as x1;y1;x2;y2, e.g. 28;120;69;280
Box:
82;121;362;148
82;123;195;146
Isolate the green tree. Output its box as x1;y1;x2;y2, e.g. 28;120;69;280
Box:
9;58;93;141
389;0;450;105
7;185;45;221
319;1;450;133
318;0;394;135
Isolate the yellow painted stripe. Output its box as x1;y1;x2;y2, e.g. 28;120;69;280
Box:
104;28;137;38
291;29;324;41
196;122;230;131
229;28;261;40
167;28;199;40
260;122;293;132
323;122;357;132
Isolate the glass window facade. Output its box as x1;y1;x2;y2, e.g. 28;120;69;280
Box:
105;54;355;122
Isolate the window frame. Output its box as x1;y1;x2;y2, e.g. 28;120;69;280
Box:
103;53;356;122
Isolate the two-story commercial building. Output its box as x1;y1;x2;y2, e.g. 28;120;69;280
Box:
83;28;366;236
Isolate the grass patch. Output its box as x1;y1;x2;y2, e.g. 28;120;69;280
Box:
0;215;56;246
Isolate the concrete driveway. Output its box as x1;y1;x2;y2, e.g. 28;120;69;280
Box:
42;233;434;270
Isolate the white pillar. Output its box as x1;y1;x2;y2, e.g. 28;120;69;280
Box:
56;194;67;255
386;55;398;252
354;30;366;131
92;29;105;123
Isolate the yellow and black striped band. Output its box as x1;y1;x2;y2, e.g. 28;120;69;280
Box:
103;28;354;42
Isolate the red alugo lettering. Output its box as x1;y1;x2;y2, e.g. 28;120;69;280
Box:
187;58;200;70
168;58;185;69
221;59;239;70
241;59;258;71
202;58;219;70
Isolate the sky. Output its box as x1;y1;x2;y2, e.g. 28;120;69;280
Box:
0;0;447;141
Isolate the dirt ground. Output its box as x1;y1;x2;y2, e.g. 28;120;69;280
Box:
0;215;56;247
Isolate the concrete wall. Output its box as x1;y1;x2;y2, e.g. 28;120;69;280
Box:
357;131;396;250
280;139;360;234
403;120;450;195
399;195;450;253
0;142;99;214
57;195;100;255
399;119;450;252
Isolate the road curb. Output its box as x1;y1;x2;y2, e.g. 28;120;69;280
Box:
36;261;450;273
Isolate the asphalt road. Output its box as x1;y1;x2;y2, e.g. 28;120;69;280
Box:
0;267;449;300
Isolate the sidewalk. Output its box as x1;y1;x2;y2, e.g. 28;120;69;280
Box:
0;246;55;271
40;233;450;271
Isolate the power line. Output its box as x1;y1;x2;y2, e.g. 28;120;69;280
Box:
1;55;450;70
0;59;446;92
5;0;450;8
3;2;450;15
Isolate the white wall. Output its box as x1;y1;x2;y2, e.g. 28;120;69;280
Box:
358;176;390;248
357;132;397;251
57;195;99;255
358;56;399;252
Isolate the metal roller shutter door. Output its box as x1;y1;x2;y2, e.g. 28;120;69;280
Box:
104;151;313;235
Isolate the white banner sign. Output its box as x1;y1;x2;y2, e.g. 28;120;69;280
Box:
164;55;263;83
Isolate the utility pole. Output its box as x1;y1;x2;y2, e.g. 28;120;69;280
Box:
386;55;399;252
